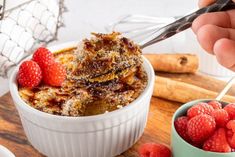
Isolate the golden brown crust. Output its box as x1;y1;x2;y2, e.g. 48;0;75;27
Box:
74;32;142;83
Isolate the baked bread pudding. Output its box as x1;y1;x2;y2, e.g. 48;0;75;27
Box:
18;32;147;116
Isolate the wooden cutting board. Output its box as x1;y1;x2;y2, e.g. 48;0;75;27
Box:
1;72;235;157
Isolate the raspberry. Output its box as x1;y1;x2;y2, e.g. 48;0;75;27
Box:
208;100;222;110
189;141;202;149
187;114;216;143
43;62;66;86
17;60;42;88
174;116;191;142
187;102;214;119
224;104;235;119
227;129;234;137
203;128;231;153
226;120;235;132
211;109;230;127
227;135;235;149
139;143;171;157
32;47;55;69
226;121;235;148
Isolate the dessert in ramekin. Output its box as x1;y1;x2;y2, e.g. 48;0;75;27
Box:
9;33;155;157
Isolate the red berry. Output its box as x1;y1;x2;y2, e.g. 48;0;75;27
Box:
187;114;216;144
139;143;171;157
227;120;235;132
211;109;230;127
208;101;222;110
187;103;214;119
224;104;235;120
17;60;42;88
227;134;235;149
43;62;66;86
226;121;235;148
203;128;231;153
229;138;235;149
174;116;191;142
188;142;202;149
32;47;55;69
227;129;234;137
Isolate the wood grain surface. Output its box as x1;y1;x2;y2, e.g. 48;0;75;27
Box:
1;72;235;157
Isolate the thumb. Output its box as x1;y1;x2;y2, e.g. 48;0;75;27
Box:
198;0;215;8
199;0;235;8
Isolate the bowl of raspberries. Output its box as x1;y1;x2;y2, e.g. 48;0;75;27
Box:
172;99;235;157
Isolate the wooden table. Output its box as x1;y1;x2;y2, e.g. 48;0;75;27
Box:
1;73;235;157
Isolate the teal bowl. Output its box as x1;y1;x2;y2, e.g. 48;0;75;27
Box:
171;99;235;157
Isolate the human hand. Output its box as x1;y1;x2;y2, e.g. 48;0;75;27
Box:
192;0;235;71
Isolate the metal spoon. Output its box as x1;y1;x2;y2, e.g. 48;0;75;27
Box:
139;0;235;48
216;76;235;100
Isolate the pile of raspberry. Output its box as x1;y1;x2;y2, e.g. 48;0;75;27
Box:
175;101;235;153
17;47;66;88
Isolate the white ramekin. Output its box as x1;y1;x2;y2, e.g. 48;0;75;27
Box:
0;145;15;157
9;41;155;157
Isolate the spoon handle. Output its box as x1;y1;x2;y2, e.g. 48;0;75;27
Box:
140;0;235;48
216;76;235;101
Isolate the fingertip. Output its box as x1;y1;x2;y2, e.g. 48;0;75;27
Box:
196;24;230;54
192;19;198;34
214;38;235;68
196;24;216;53
192;11;231;34
192;13;212;33
192;15;203;33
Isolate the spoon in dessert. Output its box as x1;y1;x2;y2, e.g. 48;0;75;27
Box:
106;0;235;103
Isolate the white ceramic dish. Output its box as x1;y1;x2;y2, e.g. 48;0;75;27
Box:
9;41;155;157
0;145;15;157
